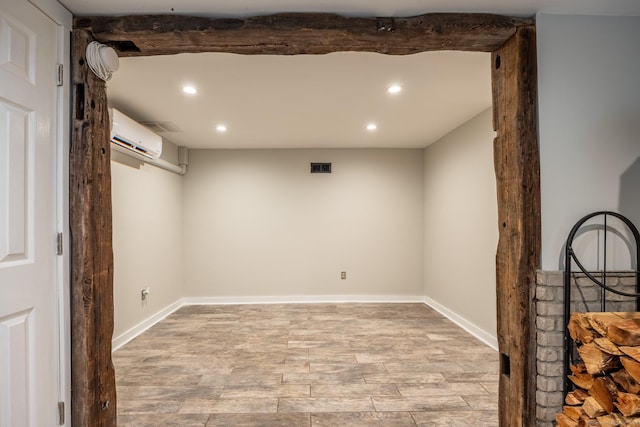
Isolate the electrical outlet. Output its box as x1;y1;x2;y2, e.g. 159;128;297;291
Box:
141;286;150;300
341;272;346;280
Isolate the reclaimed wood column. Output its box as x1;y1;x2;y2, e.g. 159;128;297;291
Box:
70;29;117;426
492;25;540;427
70;12;541;425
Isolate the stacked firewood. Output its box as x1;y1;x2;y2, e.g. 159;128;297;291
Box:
557;312;640;427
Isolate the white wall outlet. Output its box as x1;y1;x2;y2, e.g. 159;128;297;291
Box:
341;272;346;280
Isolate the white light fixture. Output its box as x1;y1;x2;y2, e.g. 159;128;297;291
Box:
388;84;402;94
183;85;197;94
216;124;227;132
366;123;377;131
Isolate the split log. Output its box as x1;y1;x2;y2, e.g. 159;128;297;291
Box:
621;357;640;384
569;363;596;390
621;346;640;363
567;389;591;405
589;376;619;414
570;312;599;343
587;313;626;337
578;343;620;375
609;319;640;347
582;396;607;418
596;413;626;426
611;369;640;394
569;373;596;390
578;415;602;426
556;413;579;427
625;416;640;426
564;405;585;420
594;337;625;356
616;392;640;417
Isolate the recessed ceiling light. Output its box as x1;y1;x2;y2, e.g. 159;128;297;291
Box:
388;84;402;94
366;123;377;131
182;85;197;94
216;124;227;132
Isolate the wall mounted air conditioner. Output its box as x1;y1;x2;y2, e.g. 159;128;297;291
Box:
110;108;162;160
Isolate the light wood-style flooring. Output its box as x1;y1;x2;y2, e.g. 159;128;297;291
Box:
114;303;498;426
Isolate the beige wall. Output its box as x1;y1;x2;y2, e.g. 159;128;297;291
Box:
423;108;498;345
537;14;640;270
112;129;496;342
111;142;184;339
183;149;425;299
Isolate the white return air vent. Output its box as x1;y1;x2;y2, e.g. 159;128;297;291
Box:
110;109;162;160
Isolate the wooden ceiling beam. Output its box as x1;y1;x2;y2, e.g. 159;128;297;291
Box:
74;13;533;57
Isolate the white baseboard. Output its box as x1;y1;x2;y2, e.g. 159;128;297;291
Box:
112;299;184;351
182;295;425;305
422;296;498;351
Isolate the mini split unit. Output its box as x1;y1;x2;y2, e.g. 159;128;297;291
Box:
110;108;162;160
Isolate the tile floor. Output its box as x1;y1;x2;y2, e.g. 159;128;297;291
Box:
113;303;499;426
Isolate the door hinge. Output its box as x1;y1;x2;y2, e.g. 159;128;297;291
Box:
56;64;63;86
58;401;65;425
56;232;63;256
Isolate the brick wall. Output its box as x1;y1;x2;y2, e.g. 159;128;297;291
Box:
535;271;638;426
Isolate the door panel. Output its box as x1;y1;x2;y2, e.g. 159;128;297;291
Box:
0;0;58;426
0;309;34;427
0;11;35;84
0;104;31;263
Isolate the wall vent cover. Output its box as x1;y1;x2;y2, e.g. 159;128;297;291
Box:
310;163;332;173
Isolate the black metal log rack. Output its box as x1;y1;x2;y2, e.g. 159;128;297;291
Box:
563;211;640;396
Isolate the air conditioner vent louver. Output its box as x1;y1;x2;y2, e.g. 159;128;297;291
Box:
140;121;183;133
110;109;162;160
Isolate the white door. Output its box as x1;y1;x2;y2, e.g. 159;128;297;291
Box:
0;0;59;426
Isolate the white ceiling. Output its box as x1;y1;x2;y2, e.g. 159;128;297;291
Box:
63;0;640;150
106;51;491;149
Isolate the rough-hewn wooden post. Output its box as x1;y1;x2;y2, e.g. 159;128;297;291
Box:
70;29;117;426
492;25;540;426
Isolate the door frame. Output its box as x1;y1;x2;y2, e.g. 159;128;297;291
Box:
69;13;540;426
53;22;72;427
25;1;73;424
